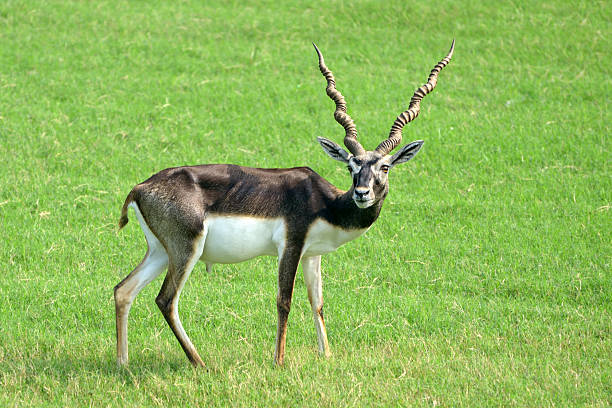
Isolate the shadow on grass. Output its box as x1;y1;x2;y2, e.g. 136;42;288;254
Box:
14;350;204;386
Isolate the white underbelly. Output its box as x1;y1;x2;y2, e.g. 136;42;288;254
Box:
201;215;285;264
302;218;369;257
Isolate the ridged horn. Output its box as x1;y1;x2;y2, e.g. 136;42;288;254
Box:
376;40;455;155
313;43;365;156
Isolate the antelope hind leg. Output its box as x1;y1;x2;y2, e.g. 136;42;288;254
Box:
155;225;208;367
114;203;169;366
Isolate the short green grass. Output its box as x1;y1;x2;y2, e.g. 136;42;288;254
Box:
0;0;610;406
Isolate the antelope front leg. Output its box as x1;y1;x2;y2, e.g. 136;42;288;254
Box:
274;246;301;365
302;255;330;358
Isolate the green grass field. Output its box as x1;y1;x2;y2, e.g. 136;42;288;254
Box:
0;0;610;406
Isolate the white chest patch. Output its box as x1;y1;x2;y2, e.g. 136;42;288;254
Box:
302;218;369;257
201;215;286;264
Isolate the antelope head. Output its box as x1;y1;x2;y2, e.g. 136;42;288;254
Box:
314;41;454;209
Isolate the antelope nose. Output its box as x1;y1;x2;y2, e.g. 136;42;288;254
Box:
354;188;370;199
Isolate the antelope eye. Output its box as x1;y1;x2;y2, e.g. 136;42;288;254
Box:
381;165;390;174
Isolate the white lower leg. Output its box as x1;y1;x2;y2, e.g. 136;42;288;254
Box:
302;255;330;357
115;250;168;365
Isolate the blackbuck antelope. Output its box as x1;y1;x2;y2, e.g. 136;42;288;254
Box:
114;41;454;367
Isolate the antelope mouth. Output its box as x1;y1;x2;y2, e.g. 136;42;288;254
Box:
353;197;375;209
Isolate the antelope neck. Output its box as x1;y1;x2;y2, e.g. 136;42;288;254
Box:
322;188;384;230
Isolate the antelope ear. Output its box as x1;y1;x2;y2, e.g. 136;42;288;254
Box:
389;140;424;166
317;137;351;163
